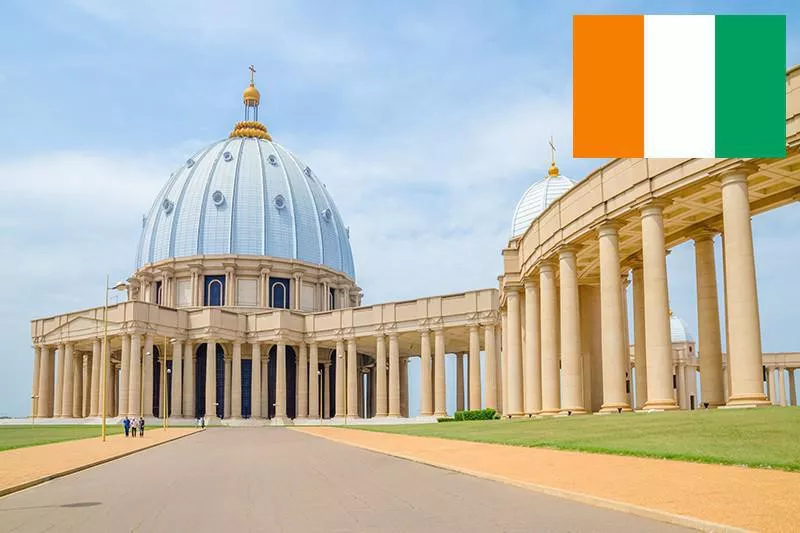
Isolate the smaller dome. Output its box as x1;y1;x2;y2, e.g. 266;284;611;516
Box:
511;172;576;237
670;313;694;343
243;83;260;105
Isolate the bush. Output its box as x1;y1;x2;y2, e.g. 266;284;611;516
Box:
436;417;456;423
453;408;497;421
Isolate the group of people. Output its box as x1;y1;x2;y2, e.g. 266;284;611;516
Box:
122;416;145;437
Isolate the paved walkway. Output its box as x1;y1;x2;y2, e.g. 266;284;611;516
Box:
0;428;198;496
296;427;800;533
0;428;687;532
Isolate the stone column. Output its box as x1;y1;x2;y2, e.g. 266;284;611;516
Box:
621;273;632;407
419;330;433;416
171;341;183;417
484;325;498;409
767;366;777;404
335;339;346;417
692;231;725;407
54;344;65;417
143;336;154;417
308;343;319;418
90;339;101;416
501;311;508;416
61;343;74;418
631;261;647;409
298;342;308;418
434;329;446;417
262;355;269;417
677;363;687;409
495;324;503;414
71;352;82;418
323;363;332;418
375;335;388;417
455;354;465;411
37;346;52;418
104;339;113;416
720;170;768;406
560;247;586;414
468;325;482;410
120;335;131;416
82;354;90;417
275;342;286;418
231;342;242;418
640;203;678;410
788;370;797;407
400;358;409;417
223;356;232;418
777;368;786;407
598;223;631;412
523;280;541;415
539;263;560;415
250;343;261;418
505;288;524;416
183;342;194;418
205;340;217;419
388;333;400;417
346;338;358;417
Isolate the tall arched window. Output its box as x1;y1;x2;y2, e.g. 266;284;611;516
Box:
269;277;291;309
204;275;226;306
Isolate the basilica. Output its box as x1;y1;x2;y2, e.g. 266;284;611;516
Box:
28;67;800;424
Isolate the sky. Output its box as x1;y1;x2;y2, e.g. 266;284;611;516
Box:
1;0;799;416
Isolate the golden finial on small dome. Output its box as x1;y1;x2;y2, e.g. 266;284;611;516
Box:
243;64;260;106
547;136;559;177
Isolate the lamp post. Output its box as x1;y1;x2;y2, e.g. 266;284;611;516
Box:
162;337;176;430
317;369;323;421
102;276;129;442
31;395;38;425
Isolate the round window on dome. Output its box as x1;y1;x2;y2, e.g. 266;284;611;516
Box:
211;190;225;207
304;167;313;179
267;154;278;167
161;198;174;214
321;208;332;222
223;151;233;162
186;158;195;168
274;194;286;210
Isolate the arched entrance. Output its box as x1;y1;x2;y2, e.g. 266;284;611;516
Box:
194;343;226;418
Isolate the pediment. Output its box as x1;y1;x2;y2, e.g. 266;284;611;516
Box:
40;315;104;345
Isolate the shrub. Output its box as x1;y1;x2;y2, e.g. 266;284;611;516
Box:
453;408;497;421
436;417;456;423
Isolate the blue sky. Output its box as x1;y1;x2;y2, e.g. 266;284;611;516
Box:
1;0;798;416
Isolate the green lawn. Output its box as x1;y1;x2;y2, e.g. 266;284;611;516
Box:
353;407;800;472
0;425;124;451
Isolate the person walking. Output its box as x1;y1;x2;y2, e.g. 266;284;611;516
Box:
122;417;130;437
201;417;205;429
139;417;145;437
131;419;137;437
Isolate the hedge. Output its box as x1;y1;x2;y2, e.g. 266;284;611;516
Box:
453;408;497;421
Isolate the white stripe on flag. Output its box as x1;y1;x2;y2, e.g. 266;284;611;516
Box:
644;15;716;158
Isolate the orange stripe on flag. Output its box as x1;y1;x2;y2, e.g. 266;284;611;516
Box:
573;15;644;158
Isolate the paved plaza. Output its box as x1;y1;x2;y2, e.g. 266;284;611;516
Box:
0;428;687;532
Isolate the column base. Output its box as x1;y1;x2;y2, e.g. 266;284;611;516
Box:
725;393;770;408
559;408;588;416
599;403;633;413
269;416;293;426
537;409;561;417
433;411;447;418
641;399;678;411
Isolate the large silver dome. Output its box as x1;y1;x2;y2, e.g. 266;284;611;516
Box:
136;137;356;279
510;165;576;237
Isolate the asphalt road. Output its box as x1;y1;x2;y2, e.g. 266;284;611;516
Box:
0;428;692;532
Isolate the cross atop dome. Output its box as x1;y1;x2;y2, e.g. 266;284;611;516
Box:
548;136;560;177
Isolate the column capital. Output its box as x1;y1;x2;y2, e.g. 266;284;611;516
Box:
688;227;719;242
469;324;479;333
557;244;580;257
596;219;623;236
538;259;557;273
718;162;759;184
637;198;671;217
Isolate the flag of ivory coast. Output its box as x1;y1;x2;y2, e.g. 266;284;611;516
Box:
573;14;786;158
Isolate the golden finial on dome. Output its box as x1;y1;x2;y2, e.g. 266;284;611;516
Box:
230;65;272;141
548;136;559;177
243;64;260;106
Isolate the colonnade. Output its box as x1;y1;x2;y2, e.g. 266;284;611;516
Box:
31;323;501;421
767;367;798;407
502;167;770;415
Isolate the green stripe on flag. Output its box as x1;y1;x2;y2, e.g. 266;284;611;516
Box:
715;15;785;158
